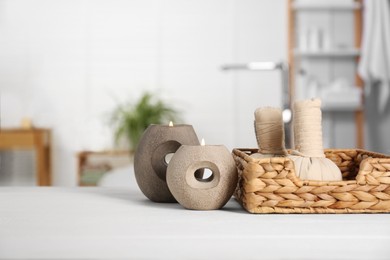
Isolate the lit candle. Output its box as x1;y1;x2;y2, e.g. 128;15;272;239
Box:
134;122;199;203
166;138;238;210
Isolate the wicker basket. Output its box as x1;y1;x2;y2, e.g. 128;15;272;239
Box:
233;148;390;213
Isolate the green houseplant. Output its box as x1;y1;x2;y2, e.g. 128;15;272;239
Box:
110;92;181;152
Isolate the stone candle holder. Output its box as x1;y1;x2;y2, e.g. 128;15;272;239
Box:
134;123;199;203
166;144;238;210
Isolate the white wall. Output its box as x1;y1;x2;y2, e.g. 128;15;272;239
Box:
0;0;287;186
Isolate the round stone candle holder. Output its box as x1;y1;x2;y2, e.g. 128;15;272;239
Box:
166;143;238;210
134;123;199;203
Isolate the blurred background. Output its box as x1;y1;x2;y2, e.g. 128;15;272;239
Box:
0;0;389;187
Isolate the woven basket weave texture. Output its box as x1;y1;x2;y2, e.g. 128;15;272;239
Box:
233;149;390;213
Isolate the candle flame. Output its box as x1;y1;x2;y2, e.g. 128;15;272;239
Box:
169;121;173;127
201;138;205;146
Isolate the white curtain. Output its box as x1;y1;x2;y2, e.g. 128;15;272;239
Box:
358;0;390;112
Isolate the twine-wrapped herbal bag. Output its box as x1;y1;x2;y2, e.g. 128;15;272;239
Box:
251;107;288;159
290;98;342;181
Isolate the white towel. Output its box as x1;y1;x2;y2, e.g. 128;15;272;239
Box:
358;0;390;112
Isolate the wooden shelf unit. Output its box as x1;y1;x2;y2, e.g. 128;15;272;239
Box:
0;128;51;186
77;150;132;186
287;0;364;148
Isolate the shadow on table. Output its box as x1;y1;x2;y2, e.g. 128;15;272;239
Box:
94;188;184;210
94;188;247;213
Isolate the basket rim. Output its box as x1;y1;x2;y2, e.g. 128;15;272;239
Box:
232;148;390;186
232;147;390;158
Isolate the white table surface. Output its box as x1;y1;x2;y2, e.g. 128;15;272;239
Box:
1;186;390;260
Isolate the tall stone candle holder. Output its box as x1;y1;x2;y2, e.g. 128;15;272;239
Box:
134;122;199;203
166;140;238;210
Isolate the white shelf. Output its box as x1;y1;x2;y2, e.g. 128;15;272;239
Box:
292;2;361;11
322;104;363;112
293;49;360;57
